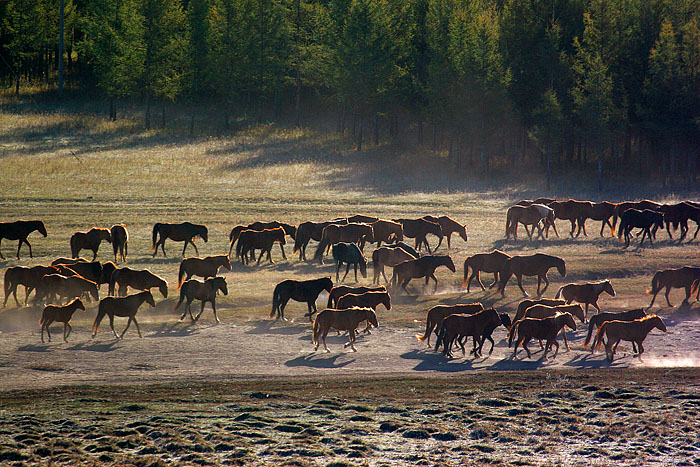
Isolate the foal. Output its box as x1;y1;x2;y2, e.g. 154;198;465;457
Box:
40;298;85;343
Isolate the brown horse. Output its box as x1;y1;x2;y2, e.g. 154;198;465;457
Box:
347;214;379;224
513;298;566;323
514;304;584;351
583;308;647;348
51;257;88;266
0;220;47;259
336;291;391;311
40;298;85;343
498;253;566;297
416;302;484;348
422;215;468;249
515;197;556;207
612;200;662;233
437;308;506;358
313;223;374;263
152;222;208;257
270;277;334;321
390;255;456;295
372;246;417;284
236;227;286;265
62;261;117;290
394;218;443;253
578;201;615;237
647;267;700;308
617;208;664;247
555;280;616;317
331;243;367;282
462;250;511;292
327;285;387;308
174;277;228;323
35;274;99;304
178;255;231;287
593;315;666;362
92;291;156;339
312;307;378;352
109;267;168;298
70;227;112;260
371;220;404;246
110;224;129;262
4;265;59;307
510;312;576;359
228;221;296;259
293;221;346;261
658;202;700;242
505;204;555;241
549;199;591;237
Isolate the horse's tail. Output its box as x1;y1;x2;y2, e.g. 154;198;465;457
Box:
593;322;608;351
554;285;565;299
270;285;280;318
312;316;321;345
507;319;520;347
152;223;161;251
108;269;119;296
313;239;328;264
39;308;47;326
112;233;119;259
505;210;512;238
461;257;471;288
646;272;661;295
326;289;335;309
415;310;433;342
3;269;13;304
177;261;186;289
616;217;626;239
173;287;185;311
583;316;598;347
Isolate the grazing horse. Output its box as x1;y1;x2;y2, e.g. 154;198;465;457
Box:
313;223;375;263
422;215;468;249
371;220;404;247
647;267;700;308
416;302;484;348
372;246;417;284
312;307;378;352
498;253;566;297
236;227;286;265
293;221;345;261
70;228;112;260
462;250;511;292
583;308;647;348
228;221;296;259
152;222;208;257
109;267;168;298
270;277;334;321
327;285;386;308
35;274;99;304
617;209;664;247
331;243;367;282
612;200;662;233
510;312;577;359
174;277;228;323
593;315;666;362
437;308;505;358
92;291;156;339
505;204;555;241
178;255;231;287
40;298;85;343
555;280;616;317
394;218;443;253
4;265;59;307
578;201;615;237
0;220;47;259
549;199;590;238
515;304;584;351
513;298;566;323
110;224;129;262
390;255;456;295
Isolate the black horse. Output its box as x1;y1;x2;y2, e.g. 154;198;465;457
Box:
152;222;208;257
0;220;47;259
270;277;333;321
332;242;367;282
617;209;664;247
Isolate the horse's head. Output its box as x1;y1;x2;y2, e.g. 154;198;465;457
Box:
199;226;209;243
144;291;156;307
36;221;48;237
220;255;232;270
366;308;379;328
429;221;443;238
276;227;287;244
652;315;667;333
159;281;169;298
321;277;334;292
603;280;615;297
382;292;391;310
560;312;576;331
363;225;375;243
359;254;368;278
441;255;456;273
569;304;585;323
557;260;566;278
459;224;468;242
89;284;100;302
98;228;112;243
73;298;86;312
101;262;117;284
499;312;512;328
215;277;228;295
282;223;297;239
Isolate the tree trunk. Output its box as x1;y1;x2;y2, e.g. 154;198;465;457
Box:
145;93;151;129
356;115;363;152
374;113;379;146
162;103;166;128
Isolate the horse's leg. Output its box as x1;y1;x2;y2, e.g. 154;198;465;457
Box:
475;271;486;291
16;239;23;259
64;322;72;342
569;220;575;237
536;275;542;295
523;338;532;359
322;328;330;352
256;249;265;265
353;263;358;282
682;286;691;306
194;300;207;322
636;342;644;360
381;267;389;285
109;314;119;339
187;298;196;322
267;247;274;263
342;263;351;282
665;287;673;307
306;301;314;322
488;273;499;289
120;317;132;339
562;329;570;351
182;241;188;257
43;321;51;343
540;273;550;295
279;243;287;260
430;273;439;294
161;240;167;257
0;239;4;259
401;278;411;295
517;274;528;297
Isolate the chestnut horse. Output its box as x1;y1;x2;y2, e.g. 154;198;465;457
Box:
514;304;584;351
658;202;700;242
393;218;443;253
583;308;647;348
92;291;156;339
109;267;168;298
270;277;334;321
0;220;47;259
178;255;232;287
312;307;378;352
498;253;566;297
422;215;468;249
578;201;615;237
372;246;417;284
437;308;506;358
336;290;391;312
462;250;511;292
62;261;117;290
513;298;566;323
293;221;346;261
174;277;228;323
371;220;404;247
647;267;700;308
549;199;591;237
110;224;129;262
40;298;85;343
390;255;456;295
416;302;484;348
593;315;666;362
510;312;576;359
152;222;208;257
327;285;386;308
555;280;616;317
70;227;112;260
505;204;555;241
35;274;99;304
229;221;296;259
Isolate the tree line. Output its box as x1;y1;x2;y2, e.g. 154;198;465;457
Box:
1;0;698;187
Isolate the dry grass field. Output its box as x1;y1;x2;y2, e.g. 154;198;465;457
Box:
1;99;700;465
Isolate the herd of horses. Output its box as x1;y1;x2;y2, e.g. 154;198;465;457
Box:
0;198;696;360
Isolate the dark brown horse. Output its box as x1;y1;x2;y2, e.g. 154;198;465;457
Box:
109;267;168;298
513;298;566;323
152;222;208;257
371;220;404;246
178;255;232;287
422;215;468;249
390;255;456;295
617;208;664;247
548;199;591;237
327;285;387;308
346;214;380;224
593;315;666;362
372;246;417;284
331;243;367;282
516;304;585;351
40;298;85;343
62;261;117;290
612;200;662;233
336;290;391;312
394;218;443;253
110;224;129;262
70;227;112;260
462;250;511;292
578;201;615;237
498;253;566;297
35;274;99;304
658;202;700;242
228;221;296;259
510;312;576;359
312;307;378;352
92;291;156;339
416;302;484;348
647;267;700;308
236;227;286;265
270;277;334;321
174;277;228;323
313;223;374;263
293;220;348;261
515;197;556;207
437;308;506;358
555;280;616;317
583;308;647;348
4;265;59;307
0;220;47;259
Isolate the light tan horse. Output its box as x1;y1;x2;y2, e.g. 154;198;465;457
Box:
92;291;156;339
498;253;566;297
462;250;511;292
510;312;576;359
593;315;666;362
372;246;417;284
555;280;616;317
505;205;555;241
371;220;404;246
422;215;468;249
70;227;112;260
312;307;378;352
40;298;85;343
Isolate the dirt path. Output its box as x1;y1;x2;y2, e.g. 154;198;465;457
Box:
2;307;699;391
